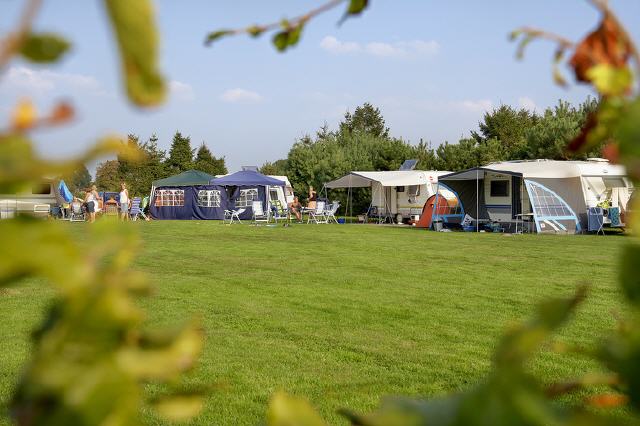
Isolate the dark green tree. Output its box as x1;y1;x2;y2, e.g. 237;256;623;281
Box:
472;105;539;157
523;98;600;160
118;134;168;196
338;102;390;138
63;164;92;193
94;160;121;192
166;131;194;173
260;159;288;176
194;143;227;176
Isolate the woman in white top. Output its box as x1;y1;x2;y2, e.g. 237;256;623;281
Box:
119;182;131;221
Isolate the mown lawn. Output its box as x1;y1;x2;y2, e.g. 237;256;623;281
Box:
0;222;631;425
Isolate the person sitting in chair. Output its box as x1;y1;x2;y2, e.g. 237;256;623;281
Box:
288;196;302;221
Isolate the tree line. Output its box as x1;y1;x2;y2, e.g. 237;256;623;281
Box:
64;131;227;197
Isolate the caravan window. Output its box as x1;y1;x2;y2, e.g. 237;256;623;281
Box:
407;185;420;197
236;188;259;207
154;189;185;207
603;177;626;189
197;190;221;207
32;183;51;195
490;180;509;197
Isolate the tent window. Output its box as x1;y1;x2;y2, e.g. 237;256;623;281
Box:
32;183;51;195
237;188;258;207
197;190;220;207
490;180;509;197
527;184;573;217
154;189;184;207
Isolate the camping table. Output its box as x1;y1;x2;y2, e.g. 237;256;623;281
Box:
514;213;535;234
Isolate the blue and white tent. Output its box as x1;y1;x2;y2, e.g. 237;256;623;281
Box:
211;170;286;220
150;170;229;220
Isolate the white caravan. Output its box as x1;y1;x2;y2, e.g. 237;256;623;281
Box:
325;170;451;222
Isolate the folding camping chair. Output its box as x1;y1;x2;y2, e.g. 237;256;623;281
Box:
587;207;605;235
224;208;245;224
271;200;290;223
129;197;142;221
251;201;270;225
140;196;150;221
69;201;85;222
324;201;340;224
308;201;327;224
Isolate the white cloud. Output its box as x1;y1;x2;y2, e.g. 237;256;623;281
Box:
452;99;494;113
320;36;440;58
319;36;360;54
518;96;537;111
169;80;194;101
219;88;263;104
1;66;108;96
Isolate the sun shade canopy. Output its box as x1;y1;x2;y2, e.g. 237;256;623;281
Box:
325;171;450;189
152;170;217;187
210;170;285;186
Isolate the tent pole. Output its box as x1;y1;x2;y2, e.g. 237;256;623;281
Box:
476;169;479;232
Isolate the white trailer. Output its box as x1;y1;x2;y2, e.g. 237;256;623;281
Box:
325;170;451;223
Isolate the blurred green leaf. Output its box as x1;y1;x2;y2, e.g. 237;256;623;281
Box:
494;287;586;367
153;393;204;422
247;25;266;38
19;33;70;63
273;31;289;52
347;0;369;15
204;29;233;45
266;392;326;426
272;23;305;52
620;244;640;306
614;97;640;180
586;64;633;97
104;0;166;107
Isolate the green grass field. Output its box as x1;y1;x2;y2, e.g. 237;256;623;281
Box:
0;222;631;424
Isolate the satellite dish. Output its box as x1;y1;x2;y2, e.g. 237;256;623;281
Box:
399;159;418;171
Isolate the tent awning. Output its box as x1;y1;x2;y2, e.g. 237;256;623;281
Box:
152;170;217;187
210;170;285;186
325;170;448;189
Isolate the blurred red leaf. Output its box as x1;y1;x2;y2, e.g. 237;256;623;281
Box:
569;12;631;83
48;102;74;125
602;142;619;163
567;112;597;152
585;393;628;408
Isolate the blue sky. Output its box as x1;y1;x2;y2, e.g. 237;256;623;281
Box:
1;0;639;175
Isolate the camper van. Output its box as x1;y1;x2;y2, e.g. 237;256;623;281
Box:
0;179;61;219
267;175;295;206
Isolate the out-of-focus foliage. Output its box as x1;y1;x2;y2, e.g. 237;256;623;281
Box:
205;0;369;52
19;33;70;63
1;0;205;423
103;0;166;107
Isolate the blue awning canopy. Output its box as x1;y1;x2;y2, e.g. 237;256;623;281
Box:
210;170;285;187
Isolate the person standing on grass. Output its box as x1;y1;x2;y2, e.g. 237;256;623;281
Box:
84;187;97;223
119;182;131;221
